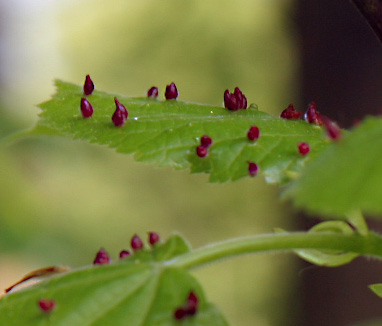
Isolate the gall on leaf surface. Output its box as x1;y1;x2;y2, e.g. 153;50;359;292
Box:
0;234;228;326
284;117;382;217
30;80;329;184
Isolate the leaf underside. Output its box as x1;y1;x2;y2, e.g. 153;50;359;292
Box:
284;117;382;217
31;80;329;184
0;234;228;326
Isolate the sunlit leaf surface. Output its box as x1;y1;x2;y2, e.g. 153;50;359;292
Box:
30;80;329;184
0;234;228;326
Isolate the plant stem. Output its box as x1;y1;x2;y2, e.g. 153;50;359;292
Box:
168;231;382;270
351;0;382;44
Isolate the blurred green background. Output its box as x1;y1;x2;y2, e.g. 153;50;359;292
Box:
0;0;300;325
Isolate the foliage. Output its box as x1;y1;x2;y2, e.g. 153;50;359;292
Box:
30;80;329;184
0;234;228;326
3;79;382;325
285;117;382;217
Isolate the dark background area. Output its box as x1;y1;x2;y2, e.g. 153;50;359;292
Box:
297;0;382;325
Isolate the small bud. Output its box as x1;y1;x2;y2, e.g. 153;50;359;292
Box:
224;87;247;111
83;74;94;96
196;146;208;158
38;299;56;312
147;86;159;98
80;98;93;118
119;250;131;259
322;116;342;141
165;82;178;100
131;234;144;251
304;102;322;125
247;126;260;141
298;142;310;156
148;232;160;246
200;135;212;148
280;104;302;120
248;161;259;177
93;248;110;265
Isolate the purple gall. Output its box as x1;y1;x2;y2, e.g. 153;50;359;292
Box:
112;97;128;127
38;299;56;312
80;98;93;118
247;126;260;141
147;86;159;98
83;74;94;96
322;116;342;141
119;250;131;259
280;104;302;120
305;102;323;125
298;142;310;156
131;234;144;251
93;248;110;265
196;146;208;158
224;87;247;111
200;135;212;148
165;82;178;100
248;161;259;177
148;232;160;246
174;307;188;320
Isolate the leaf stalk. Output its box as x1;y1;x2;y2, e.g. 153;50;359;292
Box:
169;231;382;270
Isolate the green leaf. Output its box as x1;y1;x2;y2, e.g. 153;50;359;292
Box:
284;117;382;217
369;284;382;298
30;80;329;184
275;221;359;267
0;234;228;326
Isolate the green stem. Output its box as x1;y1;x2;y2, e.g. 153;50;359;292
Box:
168;231;382;270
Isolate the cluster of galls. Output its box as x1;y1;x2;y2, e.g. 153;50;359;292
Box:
81;75;129;127
79;77;341;179
196;124;261;177
80;75;178;127
224;87;247;111
93;232;160;265
34;233;162;315
174;291;199;320
196;135;213;158
280;102;341;141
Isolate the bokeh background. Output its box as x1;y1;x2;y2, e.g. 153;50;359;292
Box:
1;1;382;325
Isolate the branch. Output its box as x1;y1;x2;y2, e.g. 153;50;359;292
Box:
168;231;382;270
352;0;382;44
